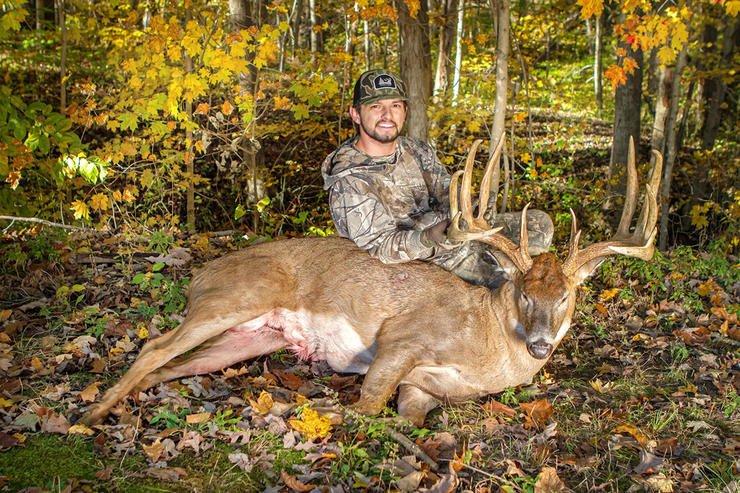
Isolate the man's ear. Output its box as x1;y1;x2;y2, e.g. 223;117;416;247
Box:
349;106;361;125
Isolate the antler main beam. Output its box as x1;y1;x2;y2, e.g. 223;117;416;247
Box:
562;137;663;276
447;136;533;273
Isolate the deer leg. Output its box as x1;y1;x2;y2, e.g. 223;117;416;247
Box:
132;329;287;393
82;310;268;425
397;385;441;427
351;339;416;416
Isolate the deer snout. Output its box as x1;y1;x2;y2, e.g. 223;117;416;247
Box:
527;339;553;359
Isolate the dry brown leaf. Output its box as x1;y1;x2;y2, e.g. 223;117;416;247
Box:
520;399;554;429
145;467;187;481
95;466;113;480
90;358;106;373
280;470;314;492
274;370;306;390
79;381;100;402
40;412;70;434
68;424;95;436
185;412;211;424
142;439;165;462
534;466;568;492
482;399;517;417
634;449;664;475
419;463;460;493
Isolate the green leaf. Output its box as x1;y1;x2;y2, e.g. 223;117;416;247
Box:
131;273;146;285
234;204;246;221
119;112;139;132
152;262;165;272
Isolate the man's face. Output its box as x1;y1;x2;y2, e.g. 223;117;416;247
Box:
350;98;407;144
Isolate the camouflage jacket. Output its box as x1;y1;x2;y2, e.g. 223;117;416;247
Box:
322;136;464;264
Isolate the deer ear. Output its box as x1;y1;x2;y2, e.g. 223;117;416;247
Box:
572;257;605;286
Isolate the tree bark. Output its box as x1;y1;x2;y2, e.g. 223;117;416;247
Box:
700;20;737;150
433;0;458;100
489;0;509;153
396;0;432;141
451;0;465;104
658;48;688;251
609;34;643;198
57;0;66;113
594;13;603;112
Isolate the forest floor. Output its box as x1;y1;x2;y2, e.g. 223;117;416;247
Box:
0;222;737;492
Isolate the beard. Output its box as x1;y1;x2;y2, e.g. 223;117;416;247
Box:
360;120;400;143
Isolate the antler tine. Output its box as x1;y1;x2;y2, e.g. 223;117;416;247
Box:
566;208;582;260
616;136;639;239
563;146;663;277
476;135;505;224
460;139;483;228
448;140;504;243
519;203;531;266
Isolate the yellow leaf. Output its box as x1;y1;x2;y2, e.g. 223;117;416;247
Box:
70;200;90;220
68;424;95;435
613;423;649;445
137;325;149;340
79;382;100;402
89;193;110;212
657;45;676;65
249;390;274;415
590;378;613;393
671;22;689;51
577;0;603;19
520;152;531;164
727;0;740;16
599;288;620;301
0;397;13;408
513;112;527;123
604;64;627;89
273;96;292;111
289;408;332;440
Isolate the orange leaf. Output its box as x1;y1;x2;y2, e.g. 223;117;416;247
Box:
482;399;517;418
520;399;553;429
79;382;100;403
613;423;649;446
221;100;234;116
534;466;567;492
281;471;314;492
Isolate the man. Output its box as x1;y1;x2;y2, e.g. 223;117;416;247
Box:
321;69;553;289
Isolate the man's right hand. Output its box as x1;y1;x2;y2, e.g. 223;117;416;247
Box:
420;220;461;250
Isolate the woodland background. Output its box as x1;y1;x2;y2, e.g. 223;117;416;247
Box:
0;0;738;491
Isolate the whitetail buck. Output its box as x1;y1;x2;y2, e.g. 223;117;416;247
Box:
82;138;661;426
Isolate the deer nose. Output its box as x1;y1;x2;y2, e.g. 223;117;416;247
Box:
527;340;553;359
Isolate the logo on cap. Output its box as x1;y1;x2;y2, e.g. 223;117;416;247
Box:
374;75;397;89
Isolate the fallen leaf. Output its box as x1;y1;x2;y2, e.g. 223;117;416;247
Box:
644;473;674;492
534;466;567;492
281;470;314;492
142;439;165;462
90;358;106;373
68;424;95;436
40;412;70;434
613;423;649;446
396;470;425;492
185;412;211;424
95;466;113;480
482;399;517;417
145;467;187;481
289;408;332;441
249;390;274;415
419;463;460;493
228;452;254;472
634;449;664;475
520;399;553;429
79;382;100;402
0;432;19;450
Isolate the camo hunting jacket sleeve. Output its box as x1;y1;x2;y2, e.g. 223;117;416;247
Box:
328;175;436;263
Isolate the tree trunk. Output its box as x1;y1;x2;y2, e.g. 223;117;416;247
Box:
700;20;737;150
57;0;66;112
594;13;603;112
433;0;458;100
658;48;688;251
609;34;643;198
650;64;671;159
309;0;318;54
363;19;371;70
396;0;432;141
489;0;509;153
451;0;465;104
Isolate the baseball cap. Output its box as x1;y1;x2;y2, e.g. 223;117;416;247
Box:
352;69;408;106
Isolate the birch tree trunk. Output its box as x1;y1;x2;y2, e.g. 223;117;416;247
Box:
451;0;465;104
489;0;510;153
433;0;458;100
396;0;432;141
594;13;603;112
658;48;688;251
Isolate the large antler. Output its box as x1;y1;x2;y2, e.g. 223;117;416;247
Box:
448;137;533;273
562;137;663;277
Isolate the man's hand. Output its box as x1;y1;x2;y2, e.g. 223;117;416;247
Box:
420;220;462;250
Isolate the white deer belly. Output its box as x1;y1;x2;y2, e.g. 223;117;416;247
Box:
241;308;376;373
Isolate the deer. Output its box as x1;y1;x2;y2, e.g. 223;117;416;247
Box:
82;137;662;427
